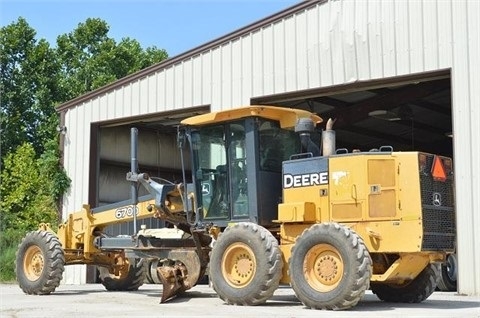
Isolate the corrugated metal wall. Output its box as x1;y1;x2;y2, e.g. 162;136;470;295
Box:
450;0;480;297
61;0;479;295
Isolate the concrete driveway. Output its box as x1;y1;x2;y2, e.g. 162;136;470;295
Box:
1;283;479;318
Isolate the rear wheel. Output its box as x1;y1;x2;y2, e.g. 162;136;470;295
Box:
437;254;457;291
145;259;156;284
371;263;440;303
15;230;65;295
289;223;372;310
98;257;146;291
209;222;283;305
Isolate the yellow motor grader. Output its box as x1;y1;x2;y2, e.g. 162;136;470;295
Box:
16;105;456;310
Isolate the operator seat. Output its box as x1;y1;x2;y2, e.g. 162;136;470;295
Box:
261;147;282;172
208;165;228;217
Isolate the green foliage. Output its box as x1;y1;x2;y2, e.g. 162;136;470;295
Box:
0;143;65;232
0;244;17;282
0;16;168;281
0;18;60;155
0;229;25;282
38;139;71;201
56;18;168;99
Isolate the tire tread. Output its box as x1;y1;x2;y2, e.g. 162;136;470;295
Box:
210;222;283;306
289;222;372;310
15;230;65;295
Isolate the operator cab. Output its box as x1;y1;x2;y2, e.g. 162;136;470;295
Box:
180;106;322;228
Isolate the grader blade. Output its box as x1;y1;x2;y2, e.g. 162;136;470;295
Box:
152;250;206;303
157;262;188;303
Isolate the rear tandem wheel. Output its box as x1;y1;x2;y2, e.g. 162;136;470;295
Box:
15;230;65;295
289;222;372;310
371;263;440;303
437;253;457;291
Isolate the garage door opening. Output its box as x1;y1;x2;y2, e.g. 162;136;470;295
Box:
88;106;209;224
252;70;453;157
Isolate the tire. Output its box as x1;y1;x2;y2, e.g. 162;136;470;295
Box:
437;254;457;291
289;223;372;310
98;258;146;291
209;222;283;305
15;230;65;295
145;259;156;284
371;263;440;303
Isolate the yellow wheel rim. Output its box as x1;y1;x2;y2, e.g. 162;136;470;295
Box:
304;243;344;292
221;242;256;288
23;245;44;281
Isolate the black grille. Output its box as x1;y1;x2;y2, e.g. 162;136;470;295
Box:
419;154;456;251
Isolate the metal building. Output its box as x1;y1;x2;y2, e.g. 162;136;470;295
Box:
57;0;479;296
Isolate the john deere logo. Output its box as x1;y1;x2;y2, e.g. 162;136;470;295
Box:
432;192;442;207
283;172;328;189
202;182;210;195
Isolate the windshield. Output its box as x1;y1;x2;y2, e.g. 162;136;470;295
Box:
191;121;247;220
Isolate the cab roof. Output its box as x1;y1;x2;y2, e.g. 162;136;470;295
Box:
181;105;322;128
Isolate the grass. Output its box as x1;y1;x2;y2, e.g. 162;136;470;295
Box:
0;245;17;282
0;230;24;283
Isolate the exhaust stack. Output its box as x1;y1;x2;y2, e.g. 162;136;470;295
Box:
322;118;336;156
130;127;139;234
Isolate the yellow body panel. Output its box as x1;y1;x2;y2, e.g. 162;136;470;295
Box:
279;152;425;252
350;220;422;253
282;184;330;222
277;202;317;223
370;252;444;283
329;152;424;252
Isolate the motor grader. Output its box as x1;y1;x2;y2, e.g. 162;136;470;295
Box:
16;105;456;310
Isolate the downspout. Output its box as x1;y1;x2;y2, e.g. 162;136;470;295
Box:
57;110;67;222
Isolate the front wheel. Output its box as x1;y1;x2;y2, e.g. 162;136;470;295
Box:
15;230;65;295
209;222;283;305
371;263;440;303
289;223;372;310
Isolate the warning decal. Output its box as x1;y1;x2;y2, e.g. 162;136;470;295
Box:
431;155;447;182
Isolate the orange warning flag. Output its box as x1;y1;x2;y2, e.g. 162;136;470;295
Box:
431;155;447;182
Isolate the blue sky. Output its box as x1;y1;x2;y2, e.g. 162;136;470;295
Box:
1;0;300;57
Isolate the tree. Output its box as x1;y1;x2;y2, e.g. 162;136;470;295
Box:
0;18;60;155
0;143;59;232
0;17;169;280
55;18;168;100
